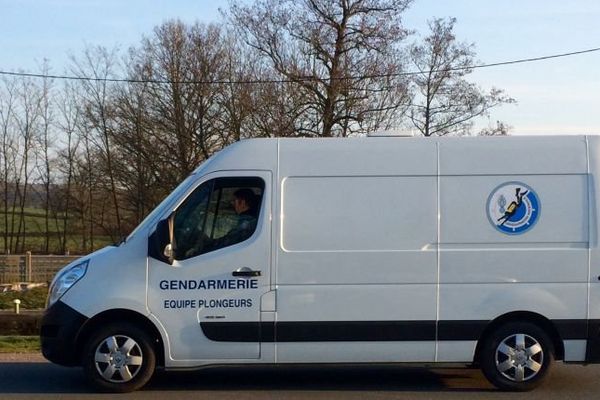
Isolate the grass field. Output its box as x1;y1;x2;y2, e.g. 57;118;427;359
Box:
1;207;113;254
0;336;40;353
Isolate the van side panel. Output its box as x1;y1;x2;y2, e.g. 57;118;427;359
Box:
438;138;590;362
276;139;438;363
281;176;436;253
438;136;588;175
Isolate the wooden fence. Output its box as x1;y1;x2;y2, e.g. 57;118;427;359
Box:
0;253;81;285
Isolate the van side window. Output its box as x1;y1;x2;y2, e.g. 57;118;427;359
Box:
173;177;265;260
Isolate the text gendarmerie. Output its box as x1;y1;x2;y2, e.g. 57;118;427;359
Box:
159;279;258;290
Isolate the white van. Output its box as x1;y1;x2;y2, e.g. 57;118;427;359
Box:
41;135;600;392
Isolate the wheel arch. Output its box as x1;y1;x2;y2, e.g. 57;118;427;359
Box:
473;311;565;364
75;309;166;367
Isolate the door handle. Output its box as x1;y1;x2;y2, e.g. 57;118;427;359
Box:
232;267;261;277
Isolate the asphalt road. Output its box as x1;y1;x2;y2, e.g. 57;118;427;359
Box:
0;360;598;399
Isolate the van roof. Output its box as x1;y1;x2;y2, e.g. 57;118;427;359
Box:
196;135;590;177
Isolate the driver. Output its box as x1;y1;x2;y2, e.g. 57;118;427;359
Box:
185;188;259;257
217;188;259;247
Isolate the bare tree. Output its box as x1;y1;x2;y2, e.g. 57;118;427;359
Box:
229;0;413;137
217;34;259;143
0;77;18;253
71;46;123;240
55;81;81;253
35;62;55;253
124;21;231;183
216;35;306;139
112;80;152;227
13;75;45;253
80;122;96;251
408;17;515;136
246;78;308;138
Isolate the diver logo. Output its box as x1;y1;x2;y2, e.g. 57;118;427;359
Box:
487;182;540;235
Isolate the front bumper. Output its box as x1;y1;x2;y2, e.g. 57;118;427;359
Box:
40;301;88;366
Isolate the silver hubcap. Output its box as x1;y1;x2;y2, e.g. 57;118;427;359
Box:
94;335;143;383
495;333;544;382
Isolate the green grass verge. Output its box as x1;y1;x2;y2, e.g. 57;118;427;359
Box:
0;336;40;353
0;287;48;310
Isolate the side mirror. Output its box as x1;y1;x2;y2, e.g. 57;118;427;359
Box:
148;213;175;265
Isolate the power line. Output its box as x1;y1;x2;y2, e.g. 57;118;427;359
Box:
0;47;599;85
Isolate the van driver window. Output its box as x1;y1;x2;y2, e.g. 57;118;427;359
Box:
173;177;264;260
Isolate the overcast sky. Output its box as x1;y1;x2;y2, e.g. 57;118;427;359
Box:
1;0;599;135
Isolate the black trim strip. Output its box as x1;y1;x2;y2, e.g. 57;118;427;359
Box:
276;321;436;342
437;320;487;341
200;322;262;342
200;319;592;343
585;320;600;363
554;319;588;340
201;321;436;342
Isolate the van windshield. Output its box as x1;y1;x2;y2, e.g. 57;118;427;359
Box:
125;173;197;242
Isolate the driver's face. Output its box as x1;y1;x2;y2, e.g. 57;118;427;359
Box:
233;197;248;214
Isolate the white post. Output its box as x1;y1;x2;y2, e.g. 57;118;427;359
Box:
13;299;21;314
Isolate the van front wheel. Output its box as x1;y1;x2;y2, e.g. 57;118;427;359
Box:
82;323;156;392
480;322;554;391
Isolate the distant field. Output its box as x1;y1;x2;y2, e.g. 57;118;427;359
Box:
0;207;113;253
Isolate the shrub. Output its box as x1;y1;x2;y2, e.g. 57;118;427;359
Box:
0;287;48;310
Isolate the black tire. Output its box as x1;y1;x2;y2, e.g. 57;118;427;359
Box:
480;321;554;391
82;323;156;393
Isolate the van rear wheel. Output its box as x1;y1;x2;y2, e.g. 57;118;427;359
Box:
82;323;156;392
480;322;554;391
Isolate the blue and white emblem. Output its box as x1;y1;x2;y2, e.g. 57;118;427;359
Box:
487;182;540;235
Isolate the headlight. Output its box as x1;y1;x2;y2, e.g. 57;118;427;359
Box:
47;260;89;307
